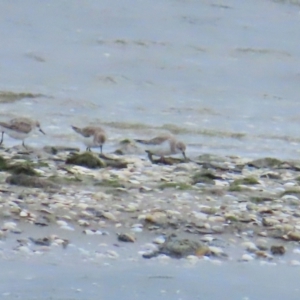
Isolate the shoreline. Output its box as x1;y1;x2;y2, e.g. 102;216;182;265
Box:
1;143;300;265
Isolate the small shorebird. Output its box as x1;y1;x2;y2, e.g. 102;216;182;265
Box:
71;125;107;153
0;117;45;148
135;135;187;160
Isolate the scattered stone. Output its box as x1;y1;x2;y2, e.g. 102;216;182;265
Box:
192;170;221;184
1;145;300;263
145;211;168;225
247;157;284;169
99;154;128;169
287;231;300;241
146;151;187;165
6;174;58;189
270;245;286;255
262;217;280;227
29;237;51;246
143;234;210;259
241;254;254;262
117;233;136;242
7;162;38;176
153;236;166;244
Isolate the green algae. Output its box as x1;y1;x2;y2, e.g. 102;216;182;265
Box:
159;182;192;190
95;179;124;188
231;177;259;186
66;152;106;169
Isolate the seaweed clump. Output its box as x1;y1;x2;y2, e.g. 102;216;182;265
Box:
66;152;106;169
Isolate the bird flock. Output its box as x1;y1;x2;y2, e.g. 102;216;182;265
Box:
0;117;187;160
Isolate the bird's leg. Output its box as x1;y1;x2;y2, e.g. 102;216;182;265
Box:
100;145;103;154
160;156;166;164
86;147;91;152
0;132;3;145
22;140;28;150
145;150;154;163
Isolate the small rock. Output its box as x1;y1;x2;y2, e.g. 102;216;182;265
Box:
262;217;280;227
66;152;105;169
270;245;286;255
145;211;168;225
78;219;90;227
117;233;136;243
29;237;51;246
287;231;300;241
255;251;273;260
102;212;117;222
153;236;166;244
209;246;226;257
6;174;58;189
143;234;210;259
241;254;254;262
242;242;258;253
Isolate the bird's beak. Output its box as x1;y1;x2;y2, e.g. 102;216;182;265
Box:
39;128;46;135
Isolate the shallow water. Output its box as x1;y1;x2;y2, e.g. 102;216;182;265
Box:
1;258;300;300
0;0;300;158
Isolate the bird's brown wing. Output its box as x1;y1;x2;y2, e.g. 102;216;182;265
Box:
0;121;31;134
135;136;169;145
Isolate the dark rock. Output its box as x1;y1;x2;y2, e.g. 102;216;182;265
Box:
270;245;286;255
66;152;106;169
0;91;45;103
146;151;188;165
7;163;38;176
192;170;221;184
247;157;284;169
143;234;210;259
29;237;51;246
6;174;58;189
287;231;300;241
0;157;38;176
44;146;80;154
99;154;128;169
117;233;136;242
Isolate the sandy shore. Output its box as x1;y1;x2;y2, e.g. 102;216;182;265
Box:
1;143;300;266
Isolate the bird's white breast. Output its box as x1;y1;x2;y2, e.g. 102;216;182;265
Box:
143;140;174;156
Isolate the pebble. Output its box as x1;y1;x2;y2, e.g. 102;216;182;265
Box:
209;246;225;257
291;260;300;266
153;236;166;244
2;222;17;230
2;149;300;264
241;254;254;262
242;242;258;252
106;250;119;259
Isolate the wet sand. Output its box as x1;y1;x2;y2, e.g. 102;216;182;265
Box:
0;0;300;158
1;257;300;300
